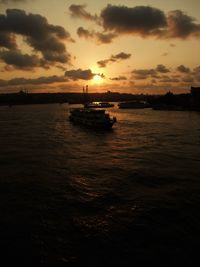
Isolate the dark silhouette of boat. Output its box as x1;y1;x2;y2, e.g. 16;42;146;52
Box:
85;102;114;108
69;85;117;129
69;108;116;129
118;100;150;109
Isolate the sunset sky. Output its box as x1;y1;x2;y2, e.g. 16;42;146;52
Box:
0;0;200;94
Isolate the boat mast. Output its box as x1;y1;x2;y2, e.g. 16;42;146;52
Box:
83;85;90;107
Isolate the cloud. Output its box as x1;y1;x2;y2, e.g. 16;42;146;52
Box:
191;66;200;82
177;65;190;73
0;50;47;69
0;75;67;87
156;64;170;73
0;9;73;64
131;64;200;86
159;77;180;83
95;31;117;44
27;36;70;63
182;76;194;83
110;76;127;81
77;27;92;38
131;64;189;83
69;4;97;22
0;0;25;3
0;32;16;49
128;64;200;92
71;4;200;43
193;66;200;73
112;52;131;60
166;10;200;38
100;5;167;36
97;52;131;68
195;76;200;82
132;68;157;79
132;65;170;80
65;68;97;80
97;59;109;68
77;27;117;44
161;52;169;57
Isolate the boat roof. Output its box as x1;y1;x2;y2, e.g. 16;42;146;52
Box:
119;100;147;103
70;108;106;113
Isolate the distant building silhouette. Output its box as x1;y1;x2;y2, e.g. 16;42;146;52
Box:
191;87;200;110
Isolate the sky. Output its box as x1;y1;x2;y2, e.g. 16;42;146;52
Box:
0;0;200;94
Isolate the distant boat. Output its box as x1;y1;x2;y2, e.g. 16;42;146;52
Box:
98;102;114;108
69;108;117;129
84;102;114;108
69;85;117;129
118;100;150;109
152;104;183;111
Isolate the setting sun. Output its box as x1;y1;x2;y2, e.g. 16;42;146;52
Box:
92;74;103;84
0;1;200;266
0;0;200;94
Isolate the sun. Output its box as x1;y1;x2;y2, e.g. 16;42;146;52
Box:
92;74;103;84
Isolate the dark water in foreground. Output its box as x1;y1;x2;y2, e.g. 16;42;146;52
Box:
0;103;200;266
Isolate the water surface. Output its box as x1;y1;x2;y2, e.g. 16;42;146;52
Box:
0;104;200;266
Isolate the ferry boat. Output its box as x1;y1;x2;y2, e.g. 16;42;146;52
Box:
69;108;117;129
118;100;150;109
84;102;114;108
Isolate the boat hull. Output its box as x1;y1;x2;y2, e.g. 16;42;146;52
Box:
69;115;115;129
69;107;117;130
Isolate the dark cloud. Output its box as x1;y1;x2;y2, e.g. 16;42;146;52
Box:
77;27;116;44
0;9;73;64
130;64;200;86
71;4;200;42
133;75;147;80
195;76;200;82
177;65;190;73
193;66;200;73
65;69;96;80
156;64;170;73
112;52;131;60
0;0;26;3
132;68;157;77
95;31;117;44
97;52;131;68
69;4;97;22
182;76;194;83
151;79;157;84
100;5;167;36
159;75;169;79
49;24;73;40
132;66;170;80
191;66;200;82
0;50;47;69
97;59;109;68
0;32;16;49
110;76;127;81
159;77;180;83
166;10;200;38
0;75;67;87
77;27;92;38
56;64;66;71
0;79;7;86
161;52;169;56
27;36;70;63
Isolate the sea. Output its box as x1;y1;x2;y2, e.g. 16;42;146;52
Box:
0;103;200;266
